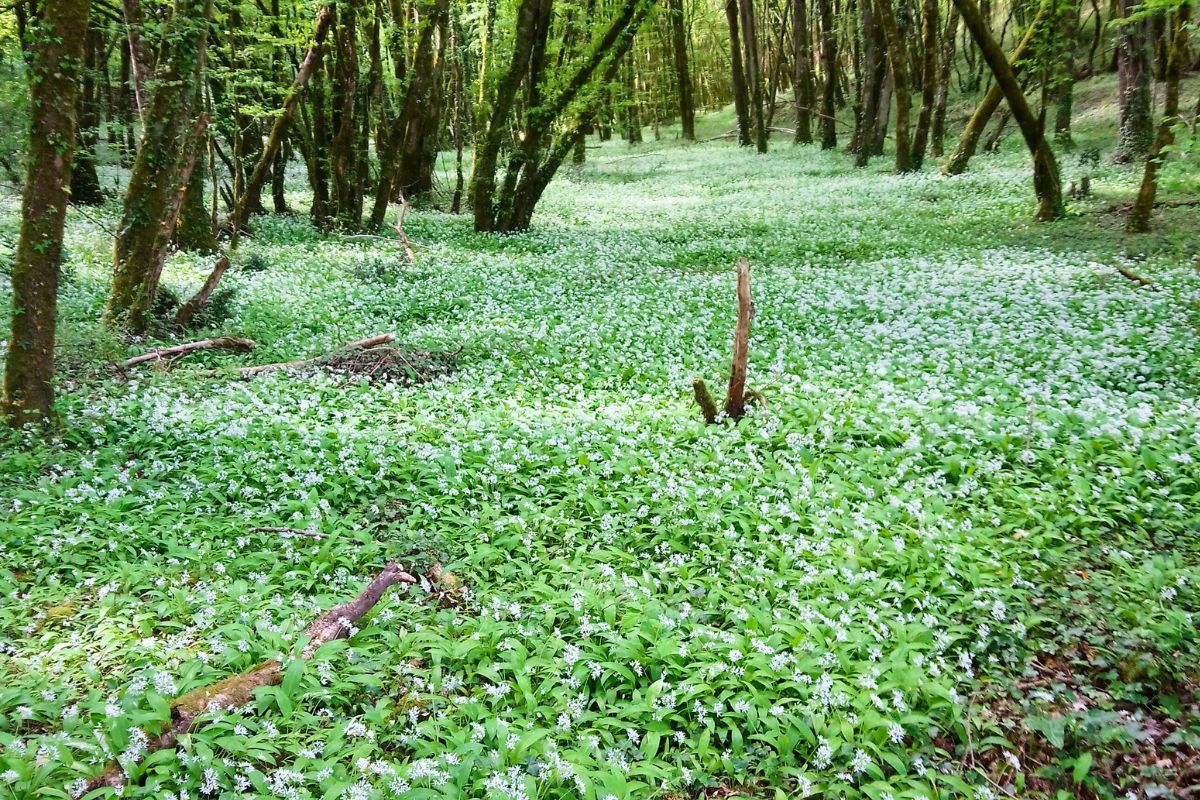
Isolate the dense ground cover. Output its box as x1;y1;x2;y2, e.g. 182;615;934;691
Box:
2;103;1200;799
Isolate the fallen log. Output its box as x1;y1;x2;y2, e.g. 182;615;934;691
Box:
1113;264;1157;288
121;336;255;369
237;333;396;377
82;562;417;792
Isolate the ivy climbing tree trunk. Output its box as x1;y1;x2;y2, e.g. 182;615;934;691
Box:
952;0;1063;220
106;0;213;332
2;0;92;427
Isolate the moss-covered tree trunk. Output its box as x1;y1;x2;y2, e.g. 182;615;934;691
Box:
724;0;753;146
2;0;92;427
175;129;218;253
942;0;1044;175
953;0;1063;220
793;0;814;143
817;0;838;148
909;0;939;169
105;0;213;332
854;0;883;164
331;0;361;228
70;23;104;206
1127;2;1188;232
929;6;958;157
1115;0;1153;162
876;0;911;170
739;0;768;152
669;0;696;140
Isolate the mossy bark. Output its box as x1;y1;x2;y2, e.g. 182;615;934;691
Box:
952;0;1063;220
792;0;814;143
817;0;838;148
909;0;939;169
106;0;212;332
1115;0;1153;162
1127;3;1189;233
876;0;911;171
2;0;92;427
70;23;104;206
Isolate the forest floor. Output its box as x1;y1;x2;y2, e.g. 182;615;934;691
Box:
2;86;1200;800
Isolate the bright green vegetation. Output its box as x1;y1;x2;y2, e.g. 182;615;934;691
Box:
2;111;1200;799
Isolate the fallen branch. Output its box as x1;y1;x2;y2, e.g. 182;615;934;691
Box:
121;336;255;369
248;526;329;540
1113;264;1157;288
237;333;396;377
83;562;417;792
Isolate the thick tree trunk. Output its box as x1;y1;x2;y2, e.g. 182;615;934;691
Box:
1114;0;1152;162
739;0;768;151
952;0;1063;220
930;7;958;157
175;128;218;253
793;0;814;143
942;1;1044;176
669;0;696;139
106;0;213;332
909;0;939;169
876;0;911;171
817;0;837;148
2;0;92;427
1127;3;1189;232
724;0;753;146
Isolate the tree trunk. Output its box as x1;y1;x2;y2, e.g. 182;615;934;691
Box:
669;0;696;139
942;1;1044;175
106;0;213;332
1050;0;1078;147
175;123;218;253
331;0;360;227
876;0;911;170
1114;0;1153;162
909;0;939;168
724;0;753;146
71;23;104;206
952;0;1063;220
817;0;837;148
930;6;958;157
120;0;153;121
739;0;768;151
2;0;92;427
793;0;814;143
855;0;882;164
1127;3;1189;232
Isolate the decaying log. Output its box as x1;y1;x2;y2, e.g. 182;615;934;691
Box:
83;562;417;792
1113;264;1157;288
723;258;752;421
121;336;255;368
237;333;396;377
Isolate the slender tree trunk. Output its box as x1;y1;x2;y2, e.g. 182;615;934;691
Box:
930;6;958;157
1127;3;1188;232
1114;0;1153;162
876;0;911;170
793;0;814;143
817;0;837;148
176;120;218;252
121;0;153;121
942;2;1044;175
739;0;768;151
724;0;753;146
71;23;104;205
952;0;1063;220
106;0;213;331
855;0;881;164
909;0;939;168
331;0;360;227
1051;0;1078;147
3;0;92;427
669;0;696;139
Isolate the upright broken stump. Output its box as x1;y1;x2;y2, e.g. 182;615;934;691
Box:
693;258;754;423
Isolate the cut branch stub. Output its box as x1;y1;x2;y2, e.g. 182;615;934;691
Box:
692;378;718;424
